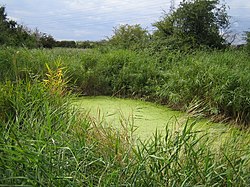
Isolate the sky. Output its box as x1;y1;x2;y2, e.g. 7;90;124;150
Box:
1;0;250;43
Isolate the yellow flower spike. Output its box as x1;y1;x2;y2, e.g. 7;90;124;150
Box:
43;59;67;96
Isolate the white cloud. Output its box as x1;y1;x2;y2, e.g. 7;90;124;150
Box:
227;0;250;9
1;0;250;40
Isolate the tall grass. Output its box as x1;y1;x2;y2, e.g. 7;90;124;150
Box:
0;81;76;185
1;89;249;186
0;47;250;185
0;47;249;124
1;47;249;125
158;50;250;125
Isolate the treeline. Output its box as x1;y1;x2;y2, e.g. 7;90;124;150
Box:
39;39;107;49
55;40;107;49
2;0;250;51
0;6;105;49
107;0;249;53
0;6;58;48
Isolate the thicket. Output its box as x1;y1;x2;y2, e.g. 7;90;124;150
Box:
0;5;58;48
0;6;37;48
108;24;150;50
153;0;229;50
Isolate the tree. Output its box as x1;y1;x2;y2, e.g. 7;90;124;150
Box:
40;33;56;48
0;6;14;45
56;40;76;48
153;0;230;49
0;5;56;48
108;24;150;50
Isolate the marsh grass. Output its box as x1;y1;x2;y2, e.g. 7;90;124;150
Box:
157;49;250;125
0;47;249;125
0;81;76;186
135;122;250;186
0;47;249;186
0;79;249;186
0;46;249;124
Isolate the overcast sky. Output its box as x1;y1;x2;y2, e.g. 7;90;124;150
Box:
1;0;250;42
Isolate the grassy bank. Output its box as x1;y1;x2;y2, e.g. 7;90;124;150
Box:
0;47;250;186
0;81;249;186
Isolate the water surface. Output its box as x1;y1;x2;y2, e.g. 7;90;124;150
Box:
74;96;230;140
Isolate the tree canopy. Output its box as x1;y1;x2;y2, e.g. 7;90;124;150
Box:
153;0;230;49
108;24;150;50
0;5;57;48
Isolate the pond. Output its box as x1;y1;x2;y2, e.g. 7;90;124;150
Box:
74;96;230;140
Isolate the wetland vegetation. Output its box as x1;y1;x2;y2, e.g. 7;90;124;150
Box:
1;0;250;186
1;45;249;186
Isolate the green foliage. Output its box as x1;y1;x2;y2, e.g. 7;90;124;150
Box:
1;89;249;186
56;40;77;48
0;81;85;186
0;47;249;186
0;6;14;45
0;6;40;48
108;24;150;50
157;50;250;125
0;0;249;184
246;31;250;54
153;0;229;50
131;122;250;186
0;48;53;82
40;33;56;48
65;49;162;97
0;6;57;48
0;47;249;125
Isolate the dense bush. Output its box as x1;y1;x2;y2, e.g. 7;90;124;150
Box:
0;6;39;48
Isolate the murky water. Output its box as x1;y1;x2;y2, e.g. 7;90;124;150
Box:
73;96;230;140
